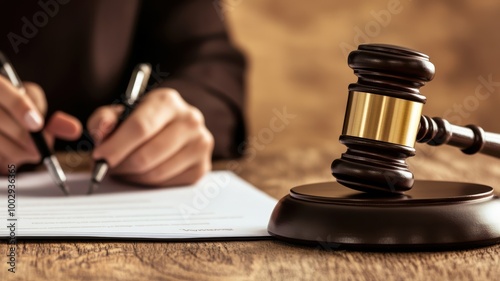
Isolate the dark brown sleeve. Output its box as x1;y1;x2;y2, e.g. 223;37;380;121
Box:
130;0;246;159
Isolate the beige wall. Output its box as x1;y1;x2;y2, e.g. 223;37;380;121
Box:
225;0;500;155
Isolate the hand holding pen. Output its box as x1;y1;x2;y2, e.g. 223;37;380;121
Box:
0;52;82;194
87;64;214;190
0;54;213;194
89;64;152;194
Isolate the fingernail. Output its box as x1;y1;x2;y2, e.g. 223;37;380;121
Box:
91;129;102;146
91;121;109;146
24;110;43;131
100;120;115;135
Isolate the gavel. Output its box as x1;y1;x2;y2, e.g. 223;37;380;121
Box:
268;43;500;248
331;44;500;194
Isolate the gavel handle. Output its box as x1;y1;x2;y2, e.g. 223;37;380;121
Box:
417;115;500;158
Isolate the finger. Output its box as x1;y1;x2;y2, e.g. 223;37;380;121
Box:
0;108;37;153
86;105;124;145
93;89;187;167
45;111;83;141
0;75;44;131
0;135;40;165
111;116;199;175
112;130;213;186
24;82;47;115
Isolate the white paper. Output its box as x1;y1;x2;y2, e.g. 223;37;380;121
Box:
0;171;277;239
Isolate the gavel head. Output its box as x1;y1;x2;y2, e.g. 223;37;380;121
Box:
331;44;435;194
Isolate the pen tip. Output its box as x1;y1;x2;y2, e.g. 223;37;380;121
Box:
89;160;108;195
60;183;70;196
88;181;99;195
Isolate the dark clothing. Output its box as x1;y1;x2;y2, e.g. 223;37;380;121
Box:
0;0;246;158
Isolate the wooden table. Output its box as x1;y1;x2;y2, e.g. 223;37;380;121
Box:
2;144;500;281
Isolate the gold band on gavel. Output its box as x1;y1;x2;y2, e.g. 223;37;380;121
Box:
342;91;423;147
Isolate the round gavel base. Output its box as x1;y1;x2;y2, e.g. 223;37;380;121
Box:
268;181;500;250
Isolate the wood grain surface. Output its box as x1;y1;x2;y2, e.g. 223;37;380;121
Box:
4;0;500;280
2;146;500;281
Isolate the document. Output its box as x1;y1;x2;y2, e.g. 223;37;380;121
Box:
0;171;277;240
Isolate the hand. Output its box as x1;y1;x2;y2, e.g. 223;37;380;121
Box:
0;76;82;174
88;88;214;186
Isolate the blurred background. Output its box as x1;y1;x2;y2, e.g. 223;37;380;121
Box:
218;0;500;189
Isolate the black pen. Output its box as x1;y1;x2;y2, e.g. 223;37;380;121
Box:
0;52;69;195
88;63;152;194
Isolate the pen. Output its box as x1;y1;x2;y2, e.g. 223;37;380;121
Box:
0;51;69;195
88;63;152;194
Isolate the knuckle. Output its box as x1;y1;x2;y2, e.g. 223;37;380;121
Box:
128;153;151;174
184;107;205;129
155;89;181;106
128;117;152;136
199;130;215;150
189;132;214;161
191;107;205;123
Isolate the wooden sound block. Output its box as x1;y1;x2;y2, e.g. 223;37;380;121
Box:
268;181;500;250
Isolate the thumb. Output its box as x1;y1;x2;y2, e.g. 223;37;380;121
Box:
45;111;82;141
87;105;124;145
